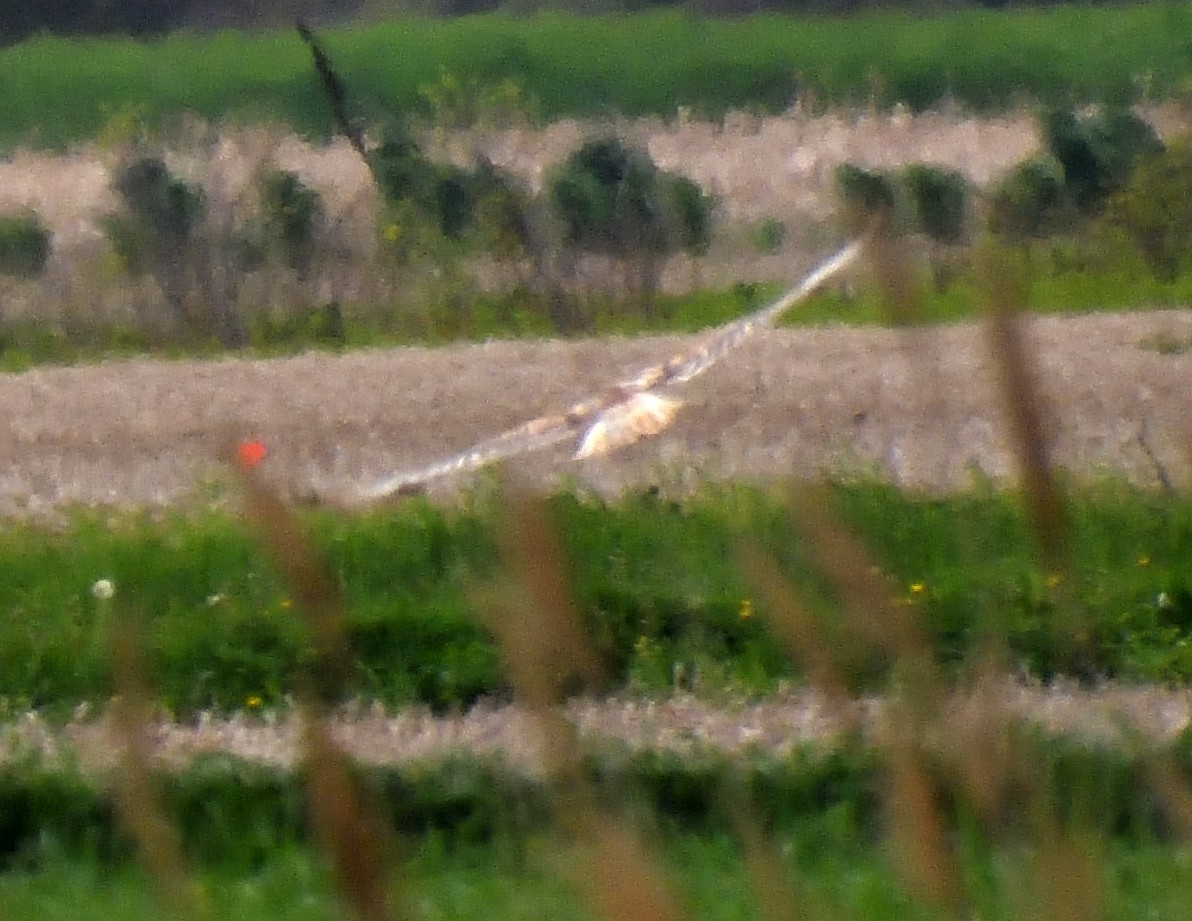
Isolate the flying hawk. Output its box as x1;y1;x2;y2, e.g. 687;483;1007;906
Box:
337;239;864;505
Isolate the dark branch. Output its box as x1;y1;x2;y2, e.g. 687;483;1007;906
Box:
295;18;369;162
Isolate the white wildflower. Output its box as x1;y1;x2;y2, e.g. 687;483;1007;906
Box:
91;579;115;601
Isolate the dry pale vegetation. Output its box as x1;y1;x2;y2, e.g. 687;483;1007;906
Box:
2;678;1191;775
0;103;1046;322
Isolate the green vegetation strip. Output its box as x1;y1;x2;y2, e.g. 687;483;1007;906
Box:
0;731;1188;871
3;836;1192;921
3;5;1192;150
1;481;1190;715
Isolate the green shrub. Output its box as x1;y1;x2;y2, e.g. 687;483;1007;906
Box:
103;154;249;347
902;164;969;245
749;217;786;254
258;169;323;278
369;134;441;214
103;155;206;320
834;163;899;235
657;170;715;257
1100;141;1192;282
547;137;715;308
0;212;51;278
1039;107;1162;213
369;132;491;243
986;156;1068;241
550;138;667;255
109;156;205;254
469;159;539;260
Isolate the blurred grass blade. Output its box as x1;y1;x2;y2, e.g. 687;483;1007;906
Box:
489;479;606;711
886;725;966;916
233;449;403;921
477;479;607;786
980;246;1068;572
571;819;691;921
719;779;825;921
788;483;941;708
305;722;401;921
109;607;207;921
479;476;693;921
737;542;853;706
237;455;353;707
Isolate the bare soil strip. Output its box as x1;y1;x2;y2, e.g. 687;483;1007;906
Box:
1;308;1190;514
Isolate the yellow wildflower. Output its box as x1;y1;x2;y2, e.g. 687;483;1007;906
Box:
739;599;753;619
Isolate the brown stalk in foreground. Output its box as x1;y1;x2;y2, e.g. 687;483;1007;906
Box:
980;246;1068;573
236;448;403;921
479;476;694;921
109;608;208;921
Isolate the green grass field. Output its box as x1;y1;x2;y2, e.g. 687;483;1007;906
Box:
0;479;1189;715
4;835;1192;921
3;5;1192;150
2;736;1192;919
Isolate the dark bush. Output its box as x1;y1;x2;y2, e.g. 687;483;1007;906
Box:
104;155;247;347
750;217;786;254
369;135;441;214
104;156;207;327
107;156;206;272
1101;141;1192;282
1040;107;1162;212
0;213;52;279
834;163;899;235
986;156;1068;241
550;138;667;255
369;133;529;244
546;137;715;310
259;169;324;278
902;164;969;244
657;171;715;257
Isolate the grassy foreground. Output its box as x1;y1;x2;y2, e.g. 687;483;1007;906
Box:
3;836;1192;921
1;479;1190;715
2;732;1192;919
3;5;1192;150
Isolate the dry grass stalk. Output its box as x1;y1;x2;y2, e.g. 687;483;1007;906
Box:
480;479;606;784
789;484;942;711
1026;802;1107;921
109;608;208;921
478;476;694;921
737;543;854;709
885;723;966;916
571;820;690;921
234;448;403;921
944;673;1021;830
980;246;1068;572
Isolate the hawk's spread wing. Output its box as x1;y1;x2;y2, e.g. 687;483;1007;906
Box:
346;239;863;503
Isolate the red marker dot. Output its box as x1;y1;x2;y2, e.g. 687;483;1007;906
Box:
236;440;267;470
